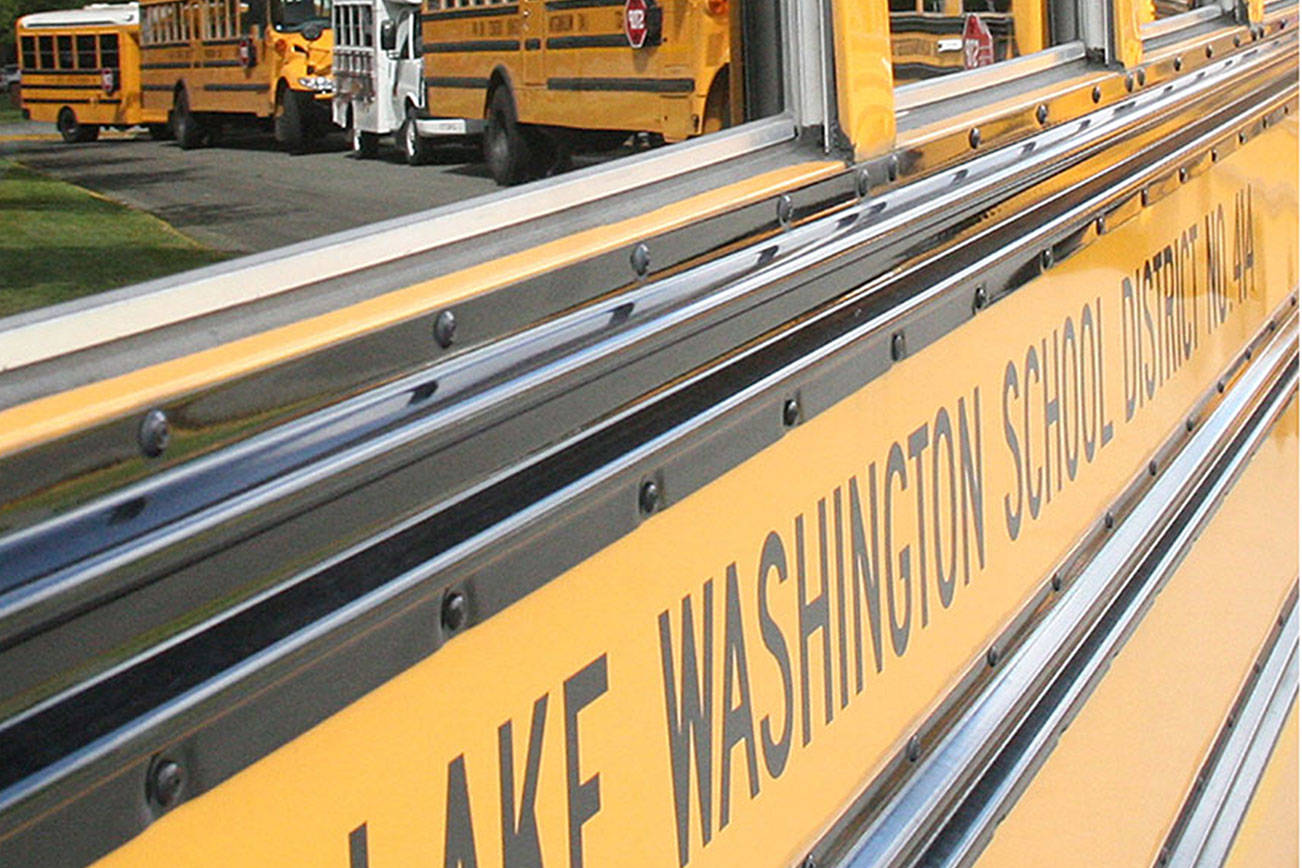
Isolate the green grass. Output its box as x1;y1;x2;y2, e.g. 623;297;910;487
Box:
0;158;228;315
0;103;23;123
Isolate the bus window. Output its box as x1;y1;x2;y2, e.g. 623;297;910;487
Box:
19;36;36;70
38;35;54;69
272;0;331;31
56;35;75;70
891;0;1064;84
76;34;98;69
100;33;120;68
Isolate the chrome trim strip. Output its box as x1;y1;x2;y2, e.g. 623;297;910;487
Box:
835;310;1299;868
894;42;1086;113
1140;6;1225;42
1168;603;1299;868
0;115;797;375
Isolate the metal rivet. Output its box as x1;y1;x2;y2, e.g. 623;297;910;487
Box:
638;479;660;515
1227;715;1235;729
1291;294;1297;306
1051;573;1062;592
1239;130;1248;143
1125;73;1135;92
1269;319;1277;332
1104;511;1115;530
1095;216;1106;234
782;398;800;428
1040;248;1054;271
968;127;981;149
433;310;456;348
1253;662;1262;674
1186;416;1196;432
1179;167;1189;182
1092;85;1102;103
1036;103;1049;125
441;590;467;633
1138;68;1147;86
1217;379;1226;393
891;332;907;362
776;194;794;227
1148;460;1158;476
1211;148;1219;162
802;857;817;868
973;284;989;311
138;409;170;458
630;242;651;277
986;646;1000;667
1234;34;1242;47
856;167;871;198
1174;56;1183;72
1246;348;1253;360
1206;45;1215;58
1158;847;1171;865
907;735;921;762
1142;187;1151;207
887;154;900;182
148;757;185;809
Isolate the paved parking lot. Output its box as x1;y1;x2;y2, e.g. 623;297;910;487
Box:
1;123;498;254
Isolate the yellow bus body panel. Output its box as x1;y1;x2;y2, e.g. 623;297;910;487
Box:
1222;700;1299;868
88;116;1297;868
974;396;1299;868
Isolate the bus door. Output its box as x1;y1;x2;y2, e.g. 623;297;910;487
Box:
392;1;423;109
519;0;544;87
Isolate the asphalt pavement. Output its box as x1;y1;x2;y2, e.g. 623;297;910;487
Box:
1;122;497;254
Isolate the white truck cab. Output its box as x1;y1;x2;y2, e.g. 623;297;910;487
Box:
331;0;479;163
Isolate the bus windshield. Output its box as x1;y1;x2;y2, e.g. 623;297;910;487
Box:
272;0;331;31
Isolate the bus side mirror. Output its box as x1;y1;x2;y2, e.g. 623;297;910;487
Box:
380;21;397;51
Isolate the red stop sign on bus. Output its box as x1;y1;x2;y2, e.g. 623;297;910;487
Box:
625;0;649;48
962;14;995;69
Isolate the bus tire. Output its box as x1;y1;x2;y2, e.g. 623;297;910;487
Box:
275;87;310;154
172;88;206;150
147;123;174;141
56;107;95;144
484;85;531;186
400;106;434;166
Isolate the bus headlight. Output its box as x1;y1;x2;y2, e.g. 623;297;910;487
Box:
297;76;334;92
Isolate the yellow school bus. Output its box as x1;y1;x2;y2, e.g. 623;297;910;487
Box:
137;0;335;151
0;0;1297;865
421;0;733;183
16;3;169;143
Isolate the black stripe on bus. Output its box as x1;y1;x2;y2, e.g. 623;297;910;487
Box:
203;82;269;91
525;37;541;50
546;34;629;49
544;0;623;9
889;14;1014;35
891;62;955;79
142;83;174;91
141;61;192;69
421;5;517;21
547;76;694;92
423;39;519;53
20;97;121;104
425;75;491;88
15;83;110;90
141;41;191;49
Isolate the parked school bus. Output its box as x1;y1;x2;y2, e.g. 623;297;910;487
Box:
418;0;733;183
15;3;169;143
136;0;335;151
0;0;1296;864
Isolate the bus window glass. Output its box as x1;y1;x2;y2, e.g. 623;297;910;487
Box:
272;0;332;30
38;35;54;68
100;33;120;67
19;36;37;69
892;0;1062;83
56;35;74;69
76;34;98;68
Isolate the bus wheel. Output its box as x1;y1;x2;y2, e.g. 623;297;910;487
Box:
56;107;96;144
484;86;531;186
172;89;206;150
147;123;174;141
275;88;310;154
400;107;434;166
